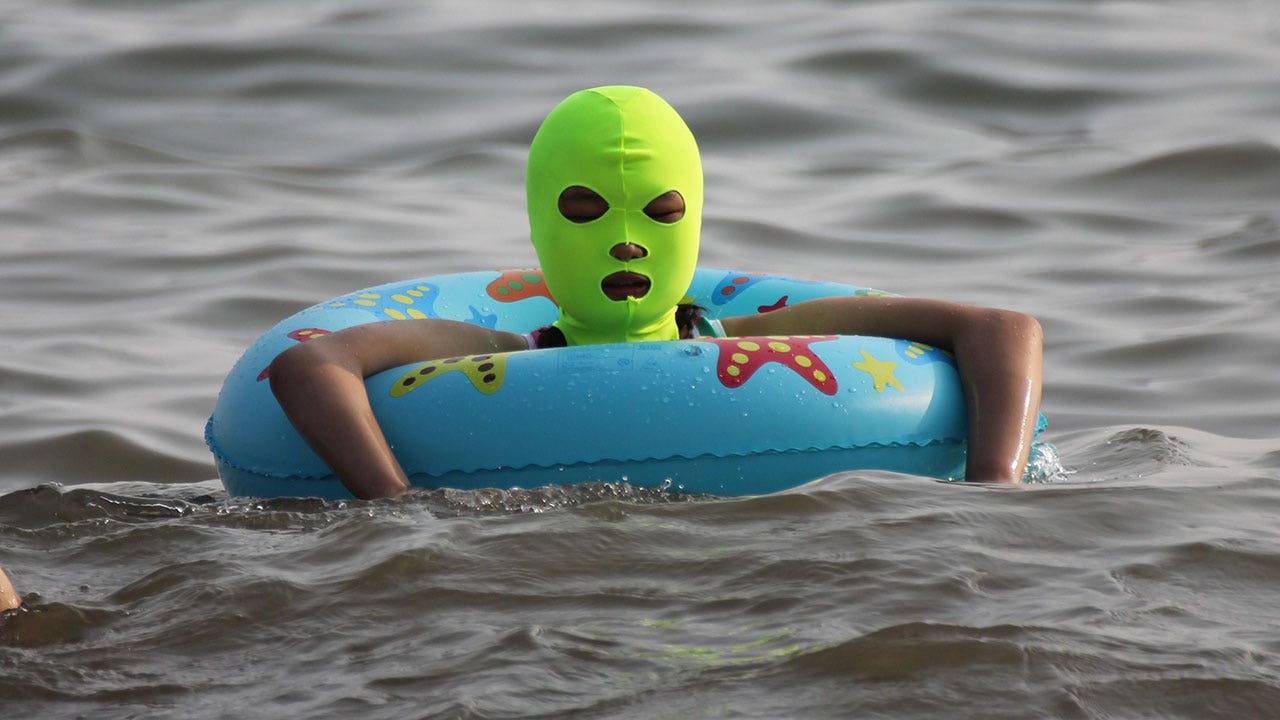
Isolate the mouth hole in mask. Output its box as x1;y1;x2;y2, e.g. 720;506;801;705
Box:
559;186;608;223
601;271;651;301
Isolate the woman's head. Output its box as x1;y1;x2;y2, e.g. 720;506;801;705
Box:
526;86;702;345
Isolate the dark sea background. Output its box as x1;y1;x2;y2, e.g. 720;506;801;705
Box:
3;1;1279;718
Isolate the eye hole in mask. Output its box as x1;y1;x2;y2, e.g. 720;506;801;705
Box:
558;186;608;223
643;190;685;224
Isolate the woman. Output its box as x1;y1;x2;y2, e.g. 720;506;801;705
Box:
269;86;1043;500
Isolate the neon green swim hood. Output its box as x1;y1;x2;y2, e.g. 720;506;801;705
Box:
526;86;703;345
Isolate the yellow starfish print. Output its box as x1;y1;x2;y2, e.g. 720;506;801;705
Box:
852;350;904;393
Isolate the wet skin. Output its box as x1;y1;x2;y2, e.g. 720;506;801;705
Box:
0;564;20;611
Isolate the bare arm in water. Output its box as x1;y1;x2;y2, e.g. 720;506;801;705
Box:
1;564;21;611
269;319;527;499
723;296;1043;484
270;297;1042;498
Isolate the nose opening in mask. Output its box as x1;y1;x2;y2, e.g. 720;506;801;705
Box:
609;242;649;261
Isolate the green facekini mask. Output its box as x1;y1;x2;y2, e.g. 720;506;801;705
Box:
527;86;703;345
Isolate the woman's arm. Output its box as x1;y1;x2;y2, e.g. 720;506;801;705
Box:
269;319;528;499
0;564;20;611
722;296;1043;483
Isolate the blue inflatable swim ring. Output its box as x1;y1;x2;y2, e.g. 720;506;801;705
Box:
207;268;1036;499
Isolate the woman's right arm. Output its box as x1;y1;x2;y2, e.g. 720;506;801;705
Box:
268;319;528;499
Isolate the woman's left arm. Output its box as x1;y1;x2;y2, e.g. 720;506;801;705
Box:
0;564;21;611
722;296;1043;483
